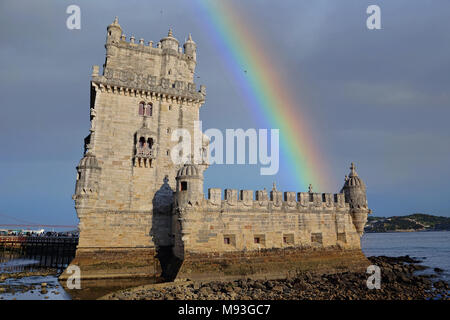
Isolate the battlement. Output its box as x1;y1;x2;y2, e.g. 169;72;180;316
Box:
104;20;197;77
110;33;194;58
97;18;204;102
91;65;205;103
205;188;348;211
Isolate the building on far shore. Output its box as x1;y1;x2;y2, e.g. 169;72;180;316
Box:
0;229;45;236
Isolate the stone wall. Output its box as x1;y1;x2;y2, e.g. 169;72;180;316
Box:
169;186;368;280
175;188;362;253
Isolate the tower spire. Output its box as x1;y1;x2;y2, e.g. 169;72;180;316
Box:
349;162;358;177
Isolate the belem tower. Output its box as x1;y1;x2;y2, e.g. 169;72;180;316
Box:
61;18;372;281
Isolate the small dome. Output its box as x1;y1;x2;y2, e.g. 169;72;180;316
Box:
160;28;179;51
176;163;199;178
77;152;100;169
343;163;365;188
161;28;179;43
107;16;122;30
185;33;195;45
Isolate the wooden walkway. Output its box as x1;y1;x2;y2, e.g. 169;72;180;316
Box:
0;236;78;270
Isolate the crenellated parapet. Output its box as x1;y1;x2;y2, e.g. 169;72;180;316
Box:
106;27;197;62
202;187;349;212
91;67;205;104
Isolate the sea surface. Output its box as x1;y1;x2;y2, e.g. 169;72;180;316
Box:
0;231;448;300
362;230;450;282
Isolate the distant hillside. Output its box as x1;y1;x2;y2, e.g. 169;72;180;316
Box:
364;214;450;233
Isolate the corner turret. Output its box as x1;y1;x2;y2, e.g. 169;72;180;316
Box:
341;163;370;236
160;28;179;51
175;163;204;206
106;16;122;44
183;33;197;60
73;151;101;206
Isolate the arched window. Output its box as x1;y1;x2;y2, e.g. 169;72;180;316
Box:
146;103;153;116
139;137;145;148
138;102;145;116
147;138;154;149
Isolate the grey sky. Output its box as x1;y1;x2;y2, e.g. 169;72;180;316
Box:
0;0;449;227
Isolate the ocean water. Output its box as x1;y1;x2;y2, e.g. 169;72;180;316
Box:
361;231;450;282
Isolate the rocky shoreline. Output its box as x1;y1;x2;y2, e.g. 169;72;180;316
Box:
103;256;449;300
0;268;62;298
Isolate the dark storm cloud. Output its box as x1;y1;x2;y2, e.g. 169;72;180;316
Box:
0;0;449;225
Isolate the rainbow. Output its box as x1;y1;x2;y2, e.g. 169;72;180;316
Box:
193;0;332;191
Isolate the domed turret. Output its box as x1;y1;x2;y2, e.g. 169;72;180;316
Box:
106;17;122;43
341;163;370;236
183;33;197;60
74;152;101;202
160;28;179;51
343;163;366;189
341;163;367;208
175;163;203;206
176;163;200;178
77;152;100;170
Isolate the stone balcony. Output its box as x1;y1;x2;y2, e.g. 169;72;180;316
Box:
134;147;156;168
136;146;156;159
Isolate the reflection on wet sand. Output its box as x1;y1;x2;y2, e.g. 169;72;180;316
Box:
61;277;161;300
0;257;162;300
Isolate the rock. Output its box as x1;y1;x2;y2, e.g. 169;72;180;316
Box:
265;281;274;289
272;285;284;293
97;255;447;301
199;287;211;296
434;280;448;289
252;282;265;290
434;267;444;273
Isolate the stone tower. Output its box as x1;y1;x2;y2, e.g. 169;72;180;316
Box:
341;163;370;236
67;18;208;279
62;19;372;282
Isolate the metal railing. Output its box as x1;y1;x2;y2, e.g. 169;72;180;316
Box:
0;236;78;271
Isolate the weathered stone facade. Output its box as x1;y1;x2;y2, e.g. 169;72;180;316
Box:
169;162;371;280
61;18;371;281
